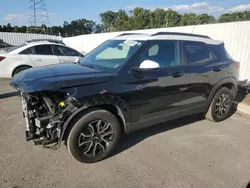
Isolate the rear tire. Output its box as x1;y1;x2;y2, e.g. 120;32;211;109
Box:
205;87;233;122
13;66;31;76
67;109;121;163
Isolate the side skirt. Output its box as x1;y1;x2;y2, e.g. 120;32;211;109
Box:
125;103;208;133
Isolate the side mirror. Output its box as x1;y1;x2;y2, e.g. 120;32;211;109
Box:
139;60;160;70
130;60;160;73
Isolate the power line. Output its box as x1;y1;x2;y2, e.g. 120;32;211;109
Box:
27;0;51;34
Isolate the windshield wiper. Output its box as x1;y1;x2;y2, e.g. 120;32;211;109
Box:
80;64;100;70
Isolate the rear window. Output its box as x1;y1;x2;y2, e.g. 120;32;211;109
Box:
6;43;26;53
183;41;215;64
19;47;36;55
210;44;229;60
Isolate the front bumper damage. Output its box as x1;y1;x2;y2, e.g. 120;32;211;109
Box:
21;92;79;150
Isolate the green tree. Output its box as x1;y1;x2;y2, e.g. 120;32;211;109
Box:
115;9;131;31
218;13;234;23
130;8;151;30
2;25;7;32
70;19;96;36
94;24;105;33
150;8;167;28
180;13;199;26
6;23;12;32
197;14;216;24
100;10;118;32
51;26;63;36
165;9;182;27
19;26;27;33
13;25;19;32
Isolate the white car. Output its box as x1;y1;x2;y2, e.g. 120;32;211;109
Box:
0;39;84;78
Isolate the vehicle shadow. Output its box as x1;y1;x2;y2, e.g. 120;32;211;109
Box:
0;91;20;99
112;113;205;157
247;182;250;188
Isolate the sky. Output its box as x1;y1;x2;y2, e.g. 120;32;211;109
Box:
1;0;250;26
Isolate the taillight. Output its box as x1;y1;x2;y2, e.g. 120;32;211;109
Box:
0;56;5;62
233;61;240;70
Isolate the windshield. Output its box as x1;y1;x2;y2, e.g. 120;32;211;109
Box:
80;39;144;72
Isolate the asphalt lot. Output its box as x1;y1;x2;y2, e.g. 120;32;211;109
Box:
0;78;250;188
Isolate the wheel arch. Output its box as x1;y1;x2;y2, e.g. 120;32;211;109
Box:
60;95;130;143
208;77;238;103
12;65;32;77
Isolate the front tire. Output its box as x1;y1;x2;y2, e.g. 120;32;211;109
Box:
205;87;234;122
67;109;121;163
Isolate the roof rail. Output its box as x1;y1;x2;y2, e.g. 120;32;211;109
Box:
117;33;147;37
151;32;210;39
26;39;65;45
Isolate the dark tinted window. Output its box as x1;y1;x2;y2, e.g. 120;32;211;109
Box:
19;47;36;55
53;45;81;56
183;42;215;64
34;45;53;55
210;44;228;60
6;43;26;53
140;40;179;68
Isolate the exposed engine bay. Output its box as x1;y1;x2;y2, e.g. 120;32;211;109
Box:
21;92;79;149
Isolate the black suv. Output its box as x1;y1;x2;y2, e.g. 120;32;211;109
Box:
10;32;239;163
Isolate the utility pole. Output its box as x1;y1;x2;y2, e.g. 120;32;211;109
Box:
28;0;51;34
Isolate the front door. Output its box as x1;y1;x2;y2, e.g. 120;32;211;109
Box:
122;40;186;124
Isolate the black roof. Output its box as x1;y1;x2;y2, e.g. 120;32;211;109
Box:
151;32;210;39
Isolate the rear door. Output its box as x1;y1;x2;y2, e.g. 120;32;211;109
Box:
52;45;83;64
180;41;220;109
28;44;59;67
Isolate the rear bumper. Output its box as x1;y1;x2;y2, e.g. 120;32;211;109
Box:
238;80;250;93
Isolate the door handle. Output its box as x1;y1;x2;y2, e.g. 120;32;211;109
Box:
172;72;184;78
212;67;222;72
35;59;42;61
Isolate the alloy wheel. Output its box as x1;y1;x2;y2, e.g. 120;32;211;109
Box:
215;93;231;118
78;120;114;157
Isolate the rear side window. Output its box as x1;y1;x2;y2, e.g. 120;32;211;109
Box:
210;44;231;60
183;41;215;64
34;45;53;55
53;45;81;57
19;47;36;55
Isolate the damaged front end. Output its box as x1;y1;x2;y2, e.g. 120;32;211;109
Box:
10;63;115;150
21;91;79;149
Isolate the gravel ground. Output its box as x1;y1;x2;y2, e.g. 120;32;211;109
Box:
0;78;250;188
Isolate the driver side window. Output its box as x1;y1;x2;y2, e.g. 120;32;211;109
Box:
140;40;179;68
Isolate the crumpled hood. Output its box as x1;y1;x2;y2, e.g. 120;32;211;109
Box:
10;63;115;93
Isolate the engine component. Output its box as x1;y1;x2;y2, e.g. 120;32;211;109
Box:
21;91;79;149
